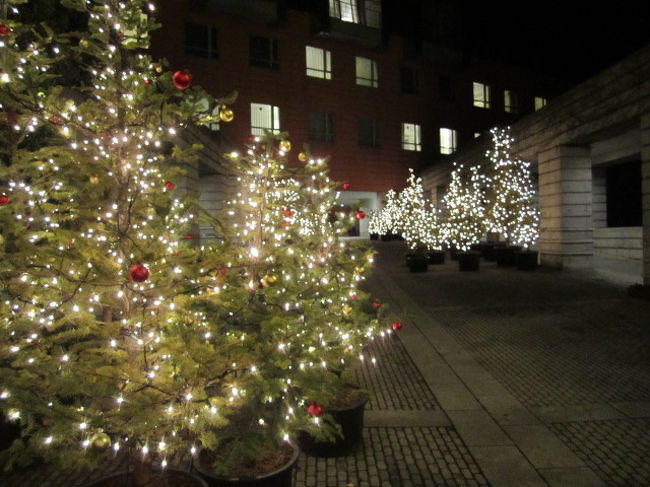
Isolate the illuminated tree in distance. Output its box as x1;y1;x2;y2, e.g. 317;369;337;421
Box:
368;189;401;237
443;163;486;252
396;169;442;252
485;127;539;248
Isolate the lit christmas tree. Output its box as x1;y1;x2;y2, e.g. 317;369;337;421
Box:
443;163;486;252
395;169;442;252
200;134;393;473
0;0;237;483
368;189;400;238
484;127;539;248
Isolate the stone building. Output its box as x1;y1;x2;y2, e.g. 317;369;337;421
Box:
421;45;650;286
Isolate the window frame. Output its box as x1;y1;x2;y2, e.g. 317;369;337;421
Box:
473;81;491;109
401;123;422;152
250;102;281;136
305;46;332;80
308;111;334;143
504;89;519;114
355;56;378;88
534;96;547;111
184;21;218;60
400;66;419;94
358;117;379;147
249;35;279;69
439;127;458;155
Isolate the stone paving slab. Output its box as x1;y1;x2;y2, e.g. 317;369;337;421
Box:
294;427;491;487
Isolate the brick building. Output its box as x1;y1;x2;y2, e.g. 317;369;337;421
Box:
421;45;650;286
153;0;563;236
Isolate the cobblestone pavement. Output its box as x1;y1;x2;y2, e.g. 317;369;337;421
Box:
294;427;490;487
548;418;650;487
355;335;439;411
373;241;650;487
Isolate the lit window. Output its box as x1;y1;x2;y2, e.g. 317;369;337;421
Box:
401;123;421;152
473;82;490;109
356;57;378;88
474;132;481;139
184;22;218;59
440;128;457;154
358;118;378;147
250;103;280;135
534;96;547;111
305;46;332;80
250;36;278;69
504;89;519;113
329;0;381;28
308;111;334;142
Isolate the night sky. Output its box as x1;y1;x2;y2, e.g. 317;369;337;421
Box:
458;2;650;83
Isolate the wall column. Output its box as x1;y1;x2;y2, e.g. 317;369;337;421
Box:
641;114;650;286
538;145;593;269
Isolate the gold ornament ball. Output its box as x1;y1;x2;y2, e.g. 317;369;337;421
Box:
342;304;352;316
89;176;99;185
155;65;163;73
279;140;292;152
90;432;111;449
79;39;89;48
219;107;234;123
298;152;308;162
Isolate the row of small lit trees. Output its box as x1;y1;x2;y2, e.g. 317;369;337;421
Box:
0;1;393;486
369;128;539;253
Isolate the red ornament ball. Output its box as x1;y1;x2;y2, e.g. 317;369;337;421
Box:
355;210;366;220
391;322;403;331
184;235;193;240
307;402;324;417
0;194;9;206
143;78;152;85
342;183;351;190
349;294;358;300
129;262;149;283
372;302;381;309
172;70;192;90
0;25;11;37
283;208;294;218
164;181;176;191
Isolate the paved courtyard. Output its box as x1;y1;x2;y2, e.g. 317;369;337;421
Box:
2;241;649;486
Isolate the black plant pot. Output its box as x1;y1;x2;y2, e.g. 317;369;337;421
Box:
0;412;22;450
427;250;445;265
297;397;367;457
515;250;538;271
85;469;208;487
495;245;522;267
458;251;480;271
369;233;379;240
450;248;459;261
483;242;504;262
195;442;299;487
406;253;428;273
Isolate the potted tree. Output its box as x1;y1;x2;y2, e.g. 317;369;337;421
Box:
483;128;540;269
193;135;393;481
0;1;236;485
442;164;486;272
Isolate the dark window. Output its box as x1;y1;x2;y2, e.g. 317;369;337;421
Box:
358;118;378;147
308;111;334;143
184;22;218;59
606;160;642;227
250;36;278;69
400;67;419;94
439;75;454;101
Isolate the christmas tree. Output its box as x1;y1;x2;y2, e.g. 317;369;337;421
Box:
395;169;442;253
0;0;237;483
484;127;539;248
201;133;391;473
443;163;486;252
368;189;400;238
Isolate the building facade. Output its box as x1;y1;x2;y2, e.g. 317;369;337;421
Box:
421;46;650;286
153;0;563;236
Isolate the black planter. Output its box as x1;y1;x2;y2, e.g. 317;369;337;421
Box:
195;442;299;487
427;250;445;265
369;233;379;240
85;469;208;487
458;251;480;271
0;412;22;450
406;253;428;273
483;242;504;262
515;250;538;271
495;245;522;267
297;397;367;457
450;248;459;261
